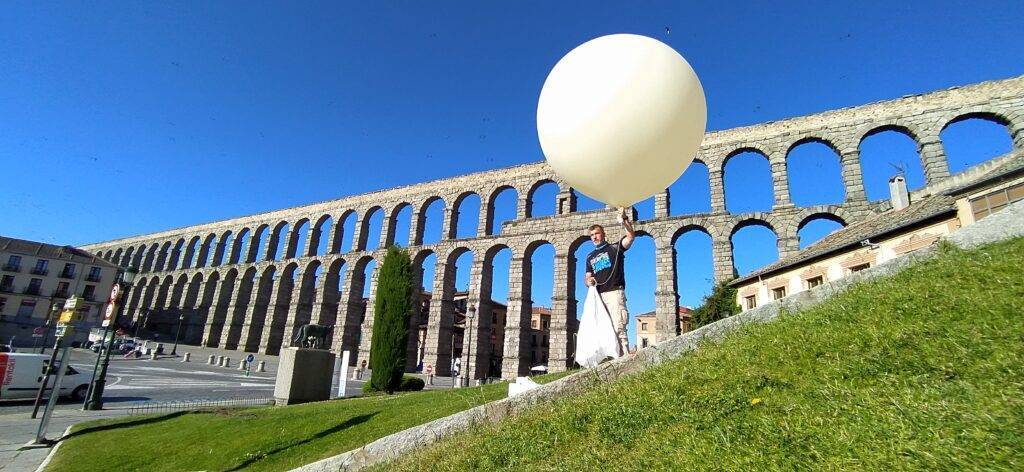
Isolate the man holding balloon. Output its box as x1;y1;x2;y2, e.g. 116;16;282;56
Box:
584;209;635;355
537;34;705;365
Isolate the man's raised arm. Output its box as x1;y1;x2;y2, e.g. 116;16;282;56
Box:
619;208;635;249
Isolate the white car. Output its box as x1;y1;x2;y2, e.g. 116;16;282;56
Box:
0;353;93;401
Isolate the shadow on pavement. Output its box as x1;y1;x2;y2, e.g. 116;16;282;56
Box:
224;412;379;471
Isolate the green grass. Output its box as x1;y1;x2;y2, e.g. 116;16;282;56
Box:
380;238;1024;471
47;372;570;471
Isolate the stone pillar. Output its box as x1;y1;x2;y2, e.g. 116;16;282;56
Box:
379;215;394;248
711;237;735;284
839;148;868;203
1012;123;1024;150
478;196;493;237
654;237;679;344
333;266;360;356
351;215;368;252
202;277;231;347
212;239;227;267
260;275;294;355
709;167;727;214
777;235;800;260
421;261;455;376
325;219;341;254
313;274;337;327
241;274;274;352
501;256;530;378
557;189;576;215
516;195;530;220
196;242;211;269
442;207;456;241
918;136;951;184
654;189;670;219
303;225;317;258
220;274;254;350
281;283;308;349
282;227;300;260
547;249;573;372
460;259;489;380
769;156;793;208
355;265;380;366
409;210;424;246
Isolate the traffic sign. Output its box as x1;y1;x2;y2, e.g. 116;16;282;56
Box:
109;284;121;302
245;354;255;364
64;297;82;310
32;327;45;338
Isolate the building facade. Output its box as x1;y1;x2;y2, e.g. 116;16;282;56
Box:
636;306;692;350
78;76;1024;378
0;237;118;347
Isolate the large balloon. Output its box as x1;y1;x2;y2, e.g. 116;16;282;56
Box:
537;34;706;208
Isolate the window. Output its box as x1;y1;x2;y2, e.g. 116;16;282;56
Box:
849;263;870;273
806;276;823;289
55;281;69;298
531;334;537;346
0;275;13;291
87;266;102;282
744;295;757;311
641;338;649;348
772;286;787;300
32;259;48;275
26;278;42;295
491;313;497;324
641;322;648;331
17;299;36;317
0;296;6;313
970;182;1024;220
83;285;96;301
4;255;21;271
532;320;538;329
60;263;76;278
542;319;549;330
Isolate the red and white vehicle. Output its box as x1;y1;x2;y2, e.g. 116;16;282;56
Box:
0;353;93;401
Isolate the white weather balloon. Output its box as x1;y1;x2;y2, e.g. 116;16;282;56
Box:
537;34;706;208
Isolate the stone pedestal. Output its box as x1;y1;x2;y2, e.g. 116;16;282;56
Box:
274;347;336;405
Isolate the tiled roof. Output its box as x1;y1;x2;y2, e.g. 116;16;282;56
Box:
0;236;118;268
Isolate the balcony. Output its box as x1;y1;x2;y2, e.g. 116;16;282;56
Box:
59;271;75;279
52;289;69;298
23;287;41;296
31;267;49;276
85;274;101;282
2;264;20;272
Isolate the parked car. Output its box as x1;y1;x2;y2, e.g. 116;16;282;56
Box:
90;337;137;354
0;353;93;401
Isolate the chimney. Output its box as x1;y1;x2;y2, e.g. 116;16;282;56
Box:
888;175;909;210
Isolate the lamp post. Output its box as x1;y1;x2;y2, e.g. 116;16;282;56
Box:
171;312;185;355
463;304;476;387
39;303;60;354
85;267;137;411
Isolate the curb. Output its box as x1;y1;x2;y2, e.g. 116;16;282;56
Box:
33;424;73;472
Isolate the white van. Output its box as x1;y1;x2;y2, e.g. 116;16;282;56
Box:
0;353;93;401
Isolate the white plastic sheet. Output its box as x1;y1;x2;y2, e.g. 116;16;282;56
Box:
574;286;621;368
508;376;541;397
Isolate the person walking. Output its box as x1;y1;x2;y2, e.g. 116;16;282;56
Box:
584;208;635;356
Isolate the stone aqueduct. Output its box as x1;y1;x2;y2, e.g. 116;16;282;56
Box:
83;76;1023;378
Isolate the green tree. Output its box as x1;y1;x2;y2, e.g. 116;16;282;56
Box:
366;245;414;393
690;281;740;329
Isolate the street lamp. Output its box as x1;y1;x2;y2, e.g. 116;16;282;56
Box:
171;312;185;355
463;304;476;387
85;267;137;410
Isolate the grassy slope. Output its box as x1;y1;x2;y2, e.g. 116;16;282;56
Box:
47;373;569;471
382;238;1024;471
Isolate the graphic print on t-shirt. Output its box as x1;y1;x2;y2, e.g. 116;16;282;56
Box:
590;251;611;272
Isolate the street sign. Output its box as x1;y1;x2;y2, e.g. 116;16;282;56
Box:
32;327;45;338
58;309;76;324
101;302;117;327
245;354;255;364
64;297;82;310
109;284;121;302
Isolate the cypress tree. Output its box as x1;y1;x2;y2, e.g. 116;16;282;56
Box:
366;245;414;393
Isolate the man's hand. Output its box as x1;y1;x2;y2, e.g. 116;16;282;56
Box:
585;272;596;287
619;207;635;249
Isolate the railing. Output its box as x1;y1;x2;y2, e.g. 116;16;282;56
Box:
125;394;274;416
52;289;69;298
32;267;49;276
23;287;41;296
2;264;20;272
59;271;75;279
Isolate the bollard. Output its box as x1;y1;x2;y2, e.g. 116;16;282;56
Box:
223;357;231;368
257;360;266;372
208;354;216;365
238;360;247;371
182;352;191;362
150;351;157;360
217;355;225;367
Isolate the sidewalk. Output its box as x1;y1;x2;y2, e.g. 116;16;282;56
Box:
0;407;127;472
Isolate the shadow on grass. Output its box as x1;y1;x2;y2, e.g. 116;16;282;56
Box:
61;411;189;441
224;412;379;471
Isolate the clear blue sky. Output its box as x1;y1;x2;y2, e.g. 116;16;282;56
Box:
2;1;1021;345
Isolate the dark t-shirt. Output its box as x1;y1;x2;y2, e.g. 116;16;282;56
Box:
586;239;627;293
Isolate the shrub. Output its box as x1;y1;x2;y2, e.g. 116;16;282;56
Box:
366;245;414;394
690;281;740;329
399;375;425;392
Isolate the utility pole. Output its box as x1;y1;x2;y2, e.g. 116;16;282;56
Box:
85;268;137;411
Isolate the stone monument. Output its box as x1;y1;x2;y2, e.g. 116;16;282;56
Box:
274;324;336;405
